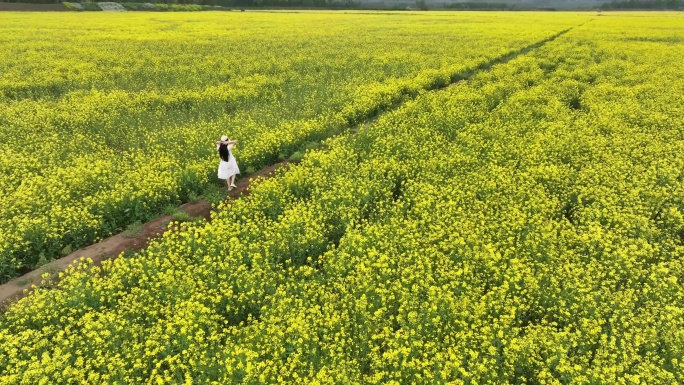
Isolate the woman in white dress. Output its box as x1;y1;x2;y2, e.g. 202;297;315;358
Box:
215;135;240;190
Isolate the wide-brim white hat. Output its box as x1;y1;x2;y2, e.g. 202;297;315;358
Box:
220;135;228;141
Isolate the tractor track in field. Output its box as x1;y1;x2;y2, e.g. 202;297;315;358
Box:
0;22;584;308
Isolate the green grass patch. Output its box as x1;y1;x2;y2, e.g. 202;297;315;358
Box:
288;151;304;163
16;277;32;287
201;184;227;205
122;220;144;238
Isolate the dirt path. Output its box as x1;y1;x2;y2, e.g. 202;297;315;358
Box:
0;162;287;306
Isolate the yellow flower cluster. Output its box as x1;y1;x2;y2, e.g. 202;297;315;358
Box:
0;11;585;283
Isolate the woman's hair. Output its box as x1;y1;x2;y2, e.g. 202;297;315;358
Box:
218;143;230;162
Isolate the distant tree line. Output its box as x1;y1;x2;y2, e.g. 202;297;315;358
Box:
0;0;363;6
444;2;511;9
1;0;58;3
200;0;360;7
602;0;683;8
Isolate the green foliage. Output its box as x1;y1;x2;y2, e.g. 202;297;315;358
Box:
62;2;82;10
445;2;510;9
33;253;49;269
170;210;192;222
119;2;156;10
161;206;194;222
15;277;32;287
121;220;144;238
60;244;74;256
201;183;227;204
60;2;219;12
187;191;202;204
80;2;103;10
602;0;683;9
303;141;321;151
154;3;206;11
288;151;304;163
163;205;179;216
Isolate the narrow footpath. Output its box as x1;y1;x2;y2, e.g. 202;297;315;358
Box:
0;162;287;306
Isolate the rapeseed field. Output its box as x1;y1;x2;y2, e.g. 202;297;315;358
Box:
1;11;683;384
0;11;585;282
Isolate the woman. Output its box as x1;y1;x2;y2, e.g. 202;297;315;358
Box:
216;135;240;190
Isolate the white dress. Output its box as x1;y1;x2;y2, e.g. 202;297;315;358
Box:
217;144;240;180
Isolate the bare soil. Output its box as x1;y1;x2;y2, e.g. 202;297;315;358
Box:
0;162;288;306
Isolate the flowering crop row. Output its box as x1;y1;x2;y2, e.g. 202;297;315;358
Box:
0;11;586;283
1;13;683;383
